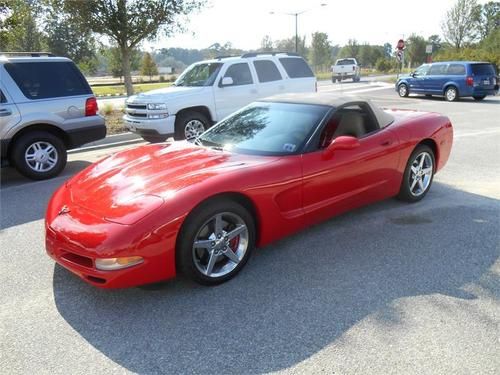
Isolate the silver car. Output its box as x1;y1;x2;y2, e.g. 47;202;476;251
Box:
0;53;106;180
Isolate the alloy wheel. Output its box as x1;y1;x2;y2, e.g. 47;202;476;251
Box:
408;152;433;197
184;119;206;142
24;141;59;172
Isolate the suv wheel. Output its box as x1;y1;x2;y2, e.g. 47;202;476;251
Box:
444;86;458;102
398;83;409;97
174;111;210;142
11;131;67;180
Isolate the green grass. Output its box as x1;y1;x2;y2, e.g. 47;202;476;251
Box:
92;82;173;97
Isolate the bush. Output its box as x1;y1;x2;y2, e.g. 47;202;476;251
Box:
159;75;165;82
101;103;114;115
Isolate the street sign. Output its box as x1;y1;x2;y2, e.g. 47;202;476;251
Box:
426;44;433;54
396;50;404;62
397;39;405;50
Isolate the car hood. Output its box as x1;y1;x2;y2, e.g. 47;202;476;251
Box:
67;142;276;221
127;86;205;103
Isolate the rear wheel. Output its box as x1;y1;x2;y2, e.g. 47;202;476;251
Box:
11;131;67;180
177;199;256;285
397;145;435;203
174;111;210;142
398;83;409;97
473;95;486;101
444;86;458;102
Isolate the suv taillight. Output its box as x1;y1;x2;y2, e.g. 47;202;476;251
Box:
466;76;474;87
85;97;98;116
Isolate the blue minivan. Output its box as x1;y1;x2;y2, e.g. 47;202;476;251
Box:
396;61;498;101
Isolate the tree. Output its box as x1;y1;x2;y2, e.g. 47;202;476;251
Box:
383;43;392;58
479;1;500;39
63;0;206;96
406;34;427;68
141;52;159;81
0;0;45;51
43;0;97;73
309;32;331;71
275;36;307;57
105;46;141;82
339;39;359;59
441;0;482;49
260;35;273;52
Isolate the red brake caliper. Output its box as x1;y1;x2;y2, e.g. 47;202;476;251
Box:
229;236;239;252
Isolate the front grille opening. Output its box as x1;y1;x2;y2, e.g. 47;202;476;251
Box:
86;275;106;284
127;104;147;110
60;252;93;268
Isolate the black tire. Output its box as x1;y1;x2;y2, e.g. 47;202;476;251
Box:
398;83;409;97
425;94;432;97
444;86;459;102
174;111;210;142
473;95;486;101
397;144;435;203
11;131;67;180
177;198;256;285
142;135;167;143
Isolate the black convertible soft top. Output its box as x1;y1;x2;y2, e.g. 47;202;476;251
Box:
261;92;395;128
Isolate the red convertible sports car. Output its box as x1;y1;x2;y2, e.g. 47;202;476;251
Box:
46;93;453;288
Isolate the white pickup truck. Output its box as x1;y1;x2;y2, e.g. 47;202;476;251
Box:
331;58;361;83
123;53;316;142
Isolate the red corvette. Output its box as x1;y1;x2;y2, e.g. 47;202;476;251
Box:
46;93;453;288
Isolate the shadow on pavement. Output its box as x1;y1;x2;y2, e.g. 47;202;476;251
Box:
52;183;499;373
0;160;91;229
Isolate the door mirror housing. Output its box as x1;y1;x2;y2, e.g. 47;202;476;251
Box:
219;76;234;87
323;136;360;159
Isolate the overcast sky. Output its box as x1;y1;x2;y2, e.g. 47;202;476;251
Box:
147;0;489;51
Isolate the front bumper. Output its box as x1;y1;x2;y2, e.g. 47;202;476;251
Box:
123;114;176;137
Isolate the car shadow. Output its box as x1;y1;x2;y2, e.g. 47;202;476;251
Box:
0;160;91;229
52;183;499;373
409;95;499;104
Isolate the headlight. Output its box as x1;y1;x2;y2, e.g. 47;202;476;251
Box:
147;103;168;111
95;256;144;271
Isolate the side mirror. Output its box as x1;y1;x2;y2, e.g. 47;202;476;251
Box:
411;72;417;77
323;136;360;159
219;76;234;87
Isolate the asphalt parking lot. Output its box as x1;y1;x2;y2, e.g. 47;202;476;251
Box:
1;81;499;374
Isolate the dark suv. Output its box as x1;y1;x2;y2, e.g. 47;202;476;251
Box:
0;53;106;180
396;61;498;101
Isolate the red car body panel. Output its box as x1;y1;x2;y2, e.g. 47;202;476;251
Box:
45;109;453;288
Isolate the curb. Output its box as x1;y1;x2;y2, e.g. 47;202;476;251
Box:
69;132;143;154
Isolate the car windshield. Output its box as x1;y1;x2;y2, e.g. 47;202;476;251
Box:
175;63;222;87
197;102;329;155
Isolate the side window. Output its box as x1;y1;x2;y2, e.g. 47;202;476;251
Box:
414;65;430;76
318;104;378;149
4;61;92;100
253;60;282;82
0;90;6;103
446;64;466;75
223;63;253;86
428;64;447;75
279;58;314;78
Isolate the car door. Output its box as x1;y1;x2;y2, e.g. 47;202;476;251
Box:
252;59;285;98
0;86;21;141
424;63;448;94
301;104;400;225
408;64;430;93
214;62;259;120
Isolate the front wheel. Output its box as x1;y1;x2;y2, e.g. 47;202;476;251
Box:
174;111;210;142
11;131;67;180
177;199;256;285
444;86;458;102
398;83;409;97
473;95;486;101
397;145;435;203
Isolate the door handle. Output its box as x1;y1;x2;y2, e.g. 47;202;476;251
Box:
0;109;12;117
380;140;392;146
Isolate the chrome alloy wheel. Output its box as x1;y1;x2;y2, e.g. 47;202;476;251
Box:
445;87;457;101
184;119;206;142
398;84;408;97
192;212;249;278
24;141;58;172
409;151;433;197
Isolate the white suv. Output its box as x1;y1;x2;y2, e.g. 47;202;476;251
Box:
123;52;316;142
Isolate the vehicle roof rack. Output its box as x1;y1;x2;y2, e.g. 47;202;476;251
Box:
0;52;56;57
215;55;240;60
241;51;300;58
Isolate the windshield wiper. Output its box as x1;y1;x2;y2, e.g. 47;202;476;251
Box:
196;138;224;150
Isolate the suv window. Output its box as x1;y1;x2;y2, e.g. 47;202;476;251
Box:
414;64;430;76
446;64;466;75
428;64;447;75
471;63;495;76
279;58;314;78
0;90;6;103
223;63;253;86
4;61;91;100
253;60;282;82
336;59;356;65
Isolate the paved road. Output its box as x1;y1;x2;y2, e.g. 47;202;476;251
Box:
1;84;499;374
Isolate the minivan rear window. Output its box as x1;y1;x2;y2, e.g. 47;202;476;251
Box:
279;58;314;78
4;61;92;100
471;64;495;76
